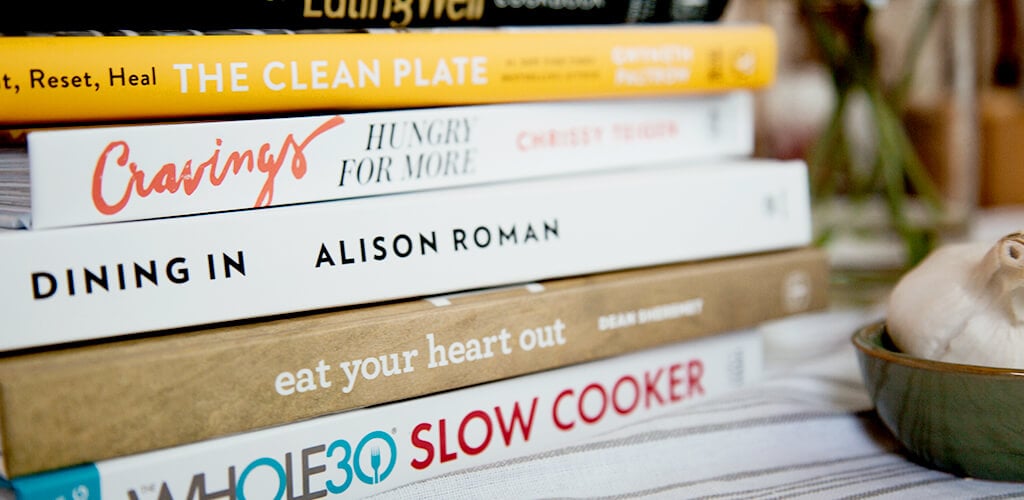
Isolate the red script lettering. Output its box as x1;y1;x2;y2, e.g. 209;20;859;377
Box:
91;116;345;215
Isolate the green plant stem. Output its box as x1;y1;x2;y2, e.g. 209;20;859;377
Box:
867;85;938;265
799;1;850;79
890;0;941;109
799;0;945;268
808;90;849;201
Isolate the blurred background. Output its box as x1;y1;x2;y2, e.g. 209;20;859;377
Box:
721;0;1024;271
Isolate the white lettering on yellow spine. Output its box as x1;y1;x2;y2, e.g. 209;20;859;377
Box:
393;56;488;87
263;60;383;91
172;57;485;93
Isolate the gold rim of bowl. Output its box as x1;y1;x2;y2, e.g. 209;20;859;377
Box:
851;321;1024;378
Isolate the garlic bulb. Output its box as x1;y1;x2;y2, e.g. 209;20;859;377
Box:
886;232;1024;368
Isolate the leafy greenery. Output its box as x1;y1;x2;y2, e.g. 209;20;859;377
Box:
799;0;944;266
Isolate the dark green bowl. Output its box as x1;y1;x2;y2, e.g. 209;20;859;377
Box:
852;321;1024;481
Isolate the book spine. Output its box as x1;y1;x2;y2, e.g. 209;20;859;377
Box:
0;0;730;32
26;92;754;229
7;328;762;498
0;159;811;351
0;24;777;125
0;247;828;478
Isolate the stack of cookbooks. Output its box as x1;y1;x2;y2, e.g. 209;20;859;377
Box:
0;1;829;497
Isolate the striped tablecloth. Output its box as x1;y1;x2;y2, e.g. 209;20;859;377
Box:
372;306;1024;499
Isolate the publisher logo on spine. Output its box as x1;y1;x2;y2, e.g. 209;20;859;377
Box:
127;430;397;499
